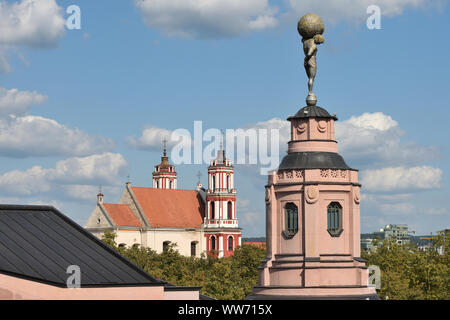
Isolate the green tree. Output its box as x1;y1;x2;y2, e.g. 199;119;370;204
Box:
100;235;266;300
362;236;449;300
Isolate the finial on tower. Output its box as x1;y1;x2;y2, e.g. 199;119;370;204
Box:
162;136;167;157
297;13;325;106
220;129;224;150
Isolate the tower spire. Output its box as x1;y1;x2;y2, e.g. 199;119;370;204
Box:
162;137;167;157
153;137;177;189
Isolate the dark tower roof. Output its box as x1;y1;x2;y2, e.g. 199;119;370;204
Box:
287;105;338;121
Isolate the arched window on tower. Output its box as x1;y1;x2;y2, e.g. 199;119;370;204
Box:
227;201;232;219
156;180;159;188
228;236;233;251
169;180;173;189
211;236;216;251
283;202;298;239
212;175;216;191
227;175;230;191
327;202;343;237
210;201;215;220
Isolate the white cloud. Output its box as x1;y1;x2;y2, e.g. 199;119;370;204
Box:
127;125;193;151
361;166;442;192
0;49;11;73
0;0;65;48
50;153;128;185
61;185;122;202
335;112;439;167
0;153;128;199
0;87;47;117
0;115;115;157
380;202;415;215
0;0;66;72
424;208;450;216
134;0;278;38
287;0;438;24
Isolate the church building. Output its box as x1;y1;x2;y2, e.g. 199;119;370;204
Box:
85;145;242;258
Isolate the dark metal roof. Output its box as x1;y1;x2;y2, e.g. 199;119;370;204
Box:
278;152;354;170
0;204;165;287
287;105;338;121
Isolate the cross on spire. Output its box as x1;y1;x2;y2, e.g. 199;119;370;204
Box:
220;129;224;150
162;137;167;157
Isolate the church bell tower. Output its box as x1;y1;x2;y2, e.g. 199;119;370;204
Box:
204;145;242;258
152;141;177;189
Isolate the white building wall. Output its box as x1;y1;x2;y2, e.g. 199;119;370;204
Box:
97;229;206;258
145;229;205;257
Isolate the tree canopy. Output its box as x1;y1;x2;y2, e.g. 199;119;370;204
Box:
101;230;266;300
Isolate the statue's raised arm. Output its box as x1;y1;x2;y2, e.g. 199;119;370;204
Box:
297;13;325;106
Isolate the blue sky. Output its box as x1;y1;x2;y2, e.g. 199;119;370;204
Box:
0;0;449;237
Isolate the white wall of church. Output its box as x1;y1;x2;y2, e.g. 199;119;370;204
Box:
92;228;206;258
145;229;205;257
115;230;143;248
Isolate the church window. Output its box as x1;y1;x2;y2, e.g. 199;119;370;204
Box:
210;202;215;220
211;236;216;250
212;175;216;190
163;241;171;252
327;202;343;237
283;203;298;238
169;180;173;189
227;175;230;190
227;201;232;219
228;236;233;251
191;241;197;256
156;180;159;188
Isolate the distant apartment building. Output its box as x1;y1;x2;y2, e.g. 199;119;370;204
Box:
361;238;375;252
361;224;411;251
380;224;410;245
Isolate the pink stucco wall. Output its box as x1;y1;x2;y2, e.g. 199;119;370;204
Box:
0;273;199;300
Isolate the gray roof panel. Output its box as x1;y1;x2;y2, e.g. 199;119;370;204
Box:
0;205;165;287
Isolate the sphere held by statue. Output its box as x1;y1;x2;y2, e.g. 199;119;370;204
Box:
297;13;325;39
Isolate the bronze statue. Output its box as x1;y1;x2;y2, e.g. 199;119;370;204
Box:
297;13;325;106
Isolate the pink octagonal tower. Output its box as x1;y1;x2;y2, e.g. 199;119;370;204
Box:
248;13;378;300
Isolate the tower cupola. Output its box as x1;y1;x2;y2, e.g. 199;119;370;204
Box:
152;142;177;189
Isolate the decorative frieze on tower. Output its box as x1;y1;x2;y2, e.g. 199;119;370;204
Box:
204;146;241;258
152;144;177;189
248;13;378;300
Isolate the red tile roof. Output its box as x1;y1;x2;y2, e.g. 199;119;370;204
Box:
131;187;204;228
103;203;142;227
